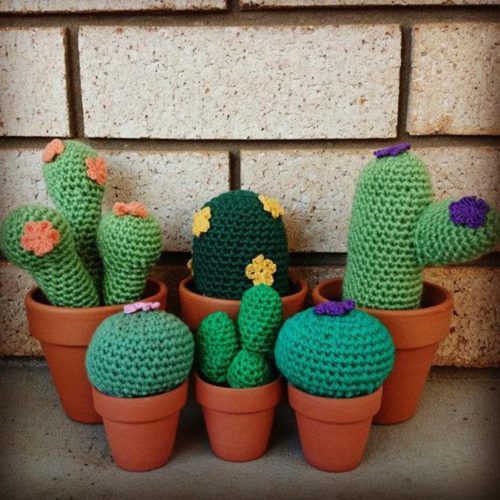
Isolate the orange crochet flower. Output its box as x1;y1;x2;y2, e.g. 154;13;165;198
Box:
42;139;65;163
20;221;61;257
85;157;108;185
113;201;149;218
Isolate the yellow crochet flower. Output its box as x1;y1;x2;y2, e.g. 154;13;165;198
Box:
245;254;277;286
192;207;211;237
258;194;285;219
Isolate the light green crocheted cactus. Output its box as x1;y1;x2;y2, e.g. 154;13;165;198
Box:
98;202;162;306
86;305;194;398
196;285;281;388
42;139;106;284
0;205;99;307
343;144;498;310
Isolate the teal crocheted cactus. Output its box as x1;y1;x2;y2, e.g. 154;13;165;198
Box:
275;301;395;398
343;144;499;310
86;305;194;398
0;205;99;307
42;139;106;283
97;202;162;306
196;285;282;388
191;190;289;300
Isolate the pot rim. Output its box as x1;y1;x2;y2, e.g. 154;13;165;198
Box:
194;373;282;414
92;380;188;424
288;384;383;424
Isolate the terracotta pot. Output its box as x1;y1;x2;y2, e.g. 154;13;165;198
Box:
289;384;382;472
92;380;188;472
179;275;308;331
195;373;282;462
312;277;453;424
25;278;167;424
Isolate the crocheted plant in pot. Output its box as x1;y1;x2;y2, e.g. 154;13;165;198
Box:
191;190;289;300
343;143;498;310
196;284;282;388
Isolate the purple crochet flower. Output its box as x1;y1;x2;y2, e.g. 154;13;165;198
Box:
123;301;161;314
374;143;411;158
314;300;356;317
449;196;490;229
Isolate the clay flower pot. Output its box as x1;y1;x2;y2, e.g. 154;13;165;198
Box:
179;275;308;330
92;380;188;472
312;277;453;424
195;373;282;462
288;384;382;472
25;277;167;424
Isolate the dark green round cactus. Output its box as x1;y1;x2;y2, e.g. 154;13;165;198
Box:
191;190;289;300
227;350;273;389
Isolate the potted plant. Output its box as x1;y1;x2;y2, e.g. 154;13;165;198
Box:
312;143;498;424
195;285;283;462
179;190;307;330
0;140;164;423
86;302;194;471
275;300;395;472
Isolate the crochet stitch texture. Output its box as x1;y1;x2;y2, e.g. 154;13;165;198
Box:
227;350;273;389
86;310;194;398
192;190;289;300
0;205;99;307
275;306;395;398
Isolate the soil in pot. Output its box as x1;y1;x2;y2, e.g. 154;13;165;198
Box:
25;277;167;424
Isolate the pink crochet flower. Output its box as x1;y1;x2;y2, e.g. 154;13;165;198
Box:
85;157;108;185
113;201;149;218
123;301;161;314
42;139;65;163
20;221;61;257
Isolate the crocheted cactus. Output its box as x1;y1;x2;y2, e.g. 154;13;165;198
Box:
98;202;162;305
196;285;282;388
343;144;499;310
86;304;194;398
275;301;395;398
0;205;99;307
42;139;106;283
191;190;289;300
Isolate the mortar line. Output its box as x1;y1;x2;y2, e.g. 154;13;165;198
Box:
229;150;241;190
396;24;412;140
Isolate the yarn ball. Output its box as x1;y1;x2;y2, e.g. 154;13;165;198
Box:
192;190;289;300
275;307;395;398
227;349;274;389
86;310;194;398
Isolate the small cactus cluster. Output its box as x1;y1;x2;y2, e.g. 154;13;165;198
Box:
86;303;194;398
0;140;162;307
343;143;499;310
275;301;395;398
191;190;290;300
197;285;282;388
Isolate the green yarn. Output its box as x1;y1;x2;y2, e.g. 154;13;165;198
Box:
43;140;105;284
275;307;395;398
97;208;162;305
192;190;289;300
227;350;273;389
197;312;239;385
0;205;99;307
86;310;194;398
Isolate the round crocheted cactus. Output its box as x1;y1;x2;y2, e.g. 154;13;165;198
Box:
275;302;395;398
0;205;99;307
343;144;499;310
42;139;106;284
197;312;239;385
86;305;194;398
227;350;273;389
191;190;289;300
97;202;162;305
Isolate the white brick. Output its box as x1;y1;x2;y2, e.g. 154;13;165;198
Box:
408;23;500;135
0;29;69;137
0;1;226;12
79;26;401;139
0;148;229;251
241;147;499;252
241;0;498;7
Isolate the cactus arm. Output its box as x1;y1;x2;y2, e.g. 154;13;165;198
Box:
227;350;273;389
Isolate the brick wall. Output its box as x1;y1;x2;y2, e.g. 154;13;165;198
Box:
0;1;498;366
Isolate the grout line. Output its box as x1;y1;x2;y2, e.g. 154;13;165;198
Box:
396;24;412;140
229;150;241;190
